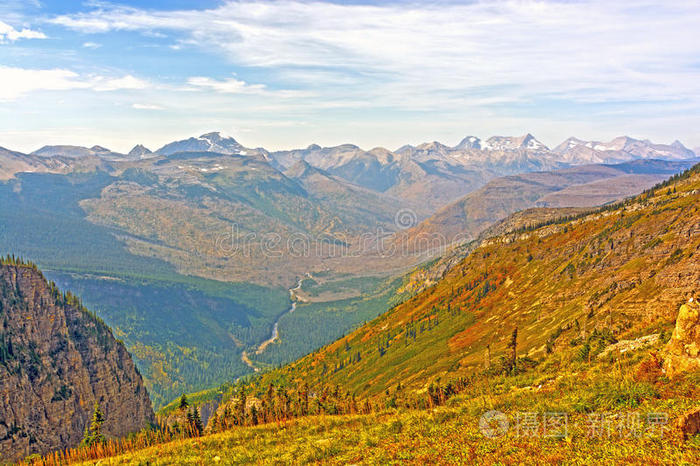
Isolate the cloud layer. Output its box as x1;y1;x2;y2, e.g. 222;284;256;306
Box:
0;66;149;100
0;20;45;42
48;0;700;108
1;1;699;152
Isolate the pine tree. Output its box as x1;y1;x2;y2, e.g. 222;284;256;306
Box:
236;386;247;426
507;327;518;374
81;403;106;446
299;382;309;416
179;394;189;410
189;406;203;436
250;405;259;426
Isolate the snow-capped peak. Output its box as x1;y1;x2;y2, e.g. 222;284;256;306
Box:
454;135;482;150
482;134;548;152
156;131;244;156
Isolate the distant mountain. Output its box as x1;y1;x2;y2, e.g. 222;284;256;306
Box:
453;135;482;150
482;133;548;151
32;144;123;159
400;159;699;246
127;144;154;159
6;131;695;217
395;133;565;184
156;132;247;156
0;146;54;180
0;146;109;180
553;136;695;164
0;259;154;461
270;144;401;191
270;143;487;214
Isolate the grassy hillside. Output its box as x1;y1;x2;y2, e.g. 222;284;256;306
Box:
23;329;700;464
250;163;700;397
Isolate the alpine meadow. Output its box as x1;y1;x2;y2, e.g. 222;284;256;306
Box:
1;1;699;465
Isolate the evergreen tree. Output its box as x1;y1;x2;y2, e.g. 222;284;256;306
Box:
179;394;189;410
507;327;518;373
236;386;247;426
81;403;106;446
189;406;203;436
300;382;309;416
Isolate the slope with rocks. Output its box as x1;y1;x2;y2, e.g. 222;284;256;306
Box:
0;259;154;462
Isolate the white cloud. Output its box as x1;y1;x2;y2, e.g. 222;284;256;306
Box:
82;41;102;49
0;67;88;100
0;66;149;100
0;20;46;42
132;103;163;110
185;75;310;98
92;75;149;91
47;1;700;108
187;76;266;94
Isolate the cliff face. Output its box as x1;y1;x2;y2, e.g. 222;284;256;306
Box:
0;263;154;461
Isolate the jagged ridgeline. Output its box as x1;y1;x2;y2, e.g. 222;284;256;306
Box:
247;163;700;398
0;257;155;462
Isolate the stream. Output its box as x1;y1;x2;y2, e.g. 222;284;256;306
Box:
241;274;308;371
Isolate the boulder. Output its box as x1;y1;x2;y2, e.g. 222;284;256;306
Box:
677;408;700;440
663;298;700;378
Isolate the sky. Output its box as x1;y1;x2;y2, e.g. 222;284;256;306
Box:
1;0;699;153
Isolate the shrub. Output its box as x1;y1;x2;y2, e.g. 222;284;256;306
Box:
634;352;664;384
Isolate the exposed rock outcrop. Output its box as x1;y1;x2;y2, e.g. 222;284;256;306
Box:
0;261;154;462
663;298;700;378
677;408;700;440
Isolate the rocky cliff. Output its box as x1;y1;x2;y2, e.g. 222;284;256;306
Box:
0;260;154;462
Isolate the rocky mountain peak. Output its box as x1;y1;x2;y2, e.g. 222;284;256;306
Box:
454;135;481;150
670;140;688;150
128;144;153;157
483;134;547;151
155;131;244;156
199;131;237;144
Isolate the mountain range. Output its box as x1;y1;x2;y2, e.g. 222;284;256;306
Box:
0;131;697;408
3;132;695;214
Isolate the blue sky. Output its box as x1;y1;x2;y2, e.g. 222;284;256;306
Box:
1;0;699;153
